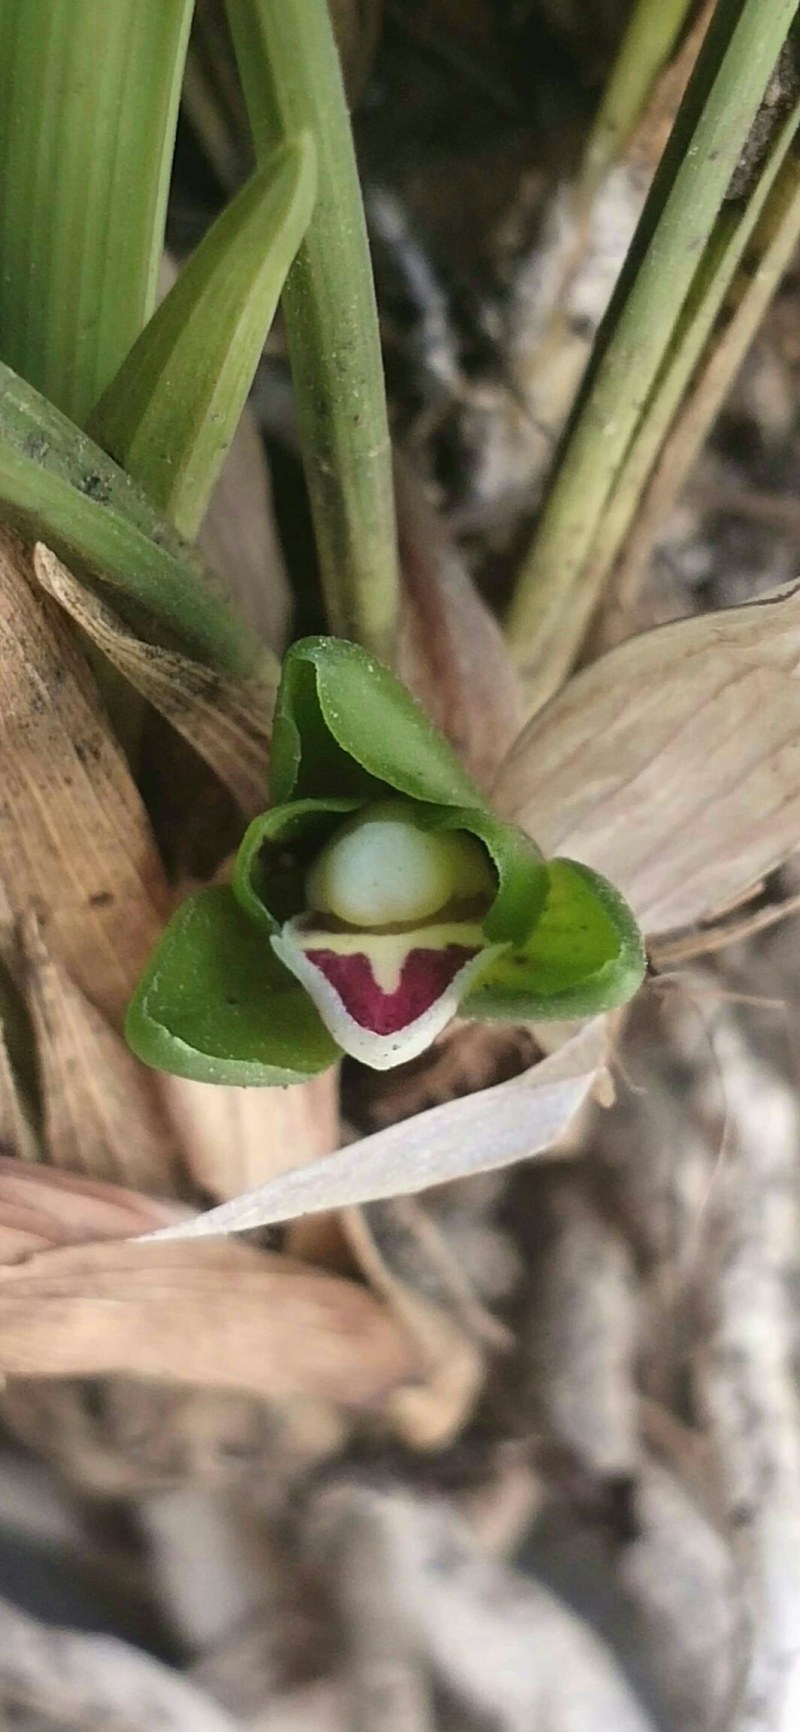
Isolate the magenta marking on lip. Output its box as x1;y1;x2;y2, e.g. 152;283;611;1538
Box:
305;945;479;1035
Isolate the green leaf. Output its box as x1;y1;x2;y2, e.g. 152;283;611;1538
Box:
0;363;266;677
464;859;646;1021
0;0;193;425
90;136;317;540
269;637;486;809
125;886;338;1086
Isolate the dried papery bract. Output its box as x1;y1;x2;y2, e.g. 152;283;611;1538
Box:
394;452;522;793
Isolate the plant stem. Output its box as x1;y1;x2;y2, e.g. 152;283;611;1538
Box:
579;0;697;199
579;96;800;629
507;0;799;711
224;0;400;662
0;0;194;426
611;139;800;622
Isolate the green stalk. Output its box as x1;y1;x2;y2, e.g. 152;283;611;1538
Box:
90;136;316;540
224;0;400;662
575;98;800;634
613;141;800;614
507;0;799;707
0;364;266;677
0;0;193;425
579;0;697;199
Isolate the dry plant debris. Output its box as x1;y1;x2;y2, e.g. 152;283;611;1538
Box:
3;7;800;1730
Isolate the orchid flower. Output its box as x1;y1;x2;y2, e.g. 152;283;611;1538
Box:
126;638;645;1084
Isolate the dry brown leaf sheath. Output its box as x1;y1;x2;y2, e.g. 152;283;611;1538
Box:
0;531;166;1024
34;544;276;819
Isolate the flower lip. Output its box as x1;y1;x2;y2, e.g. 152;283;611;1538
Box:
272;915;506;1068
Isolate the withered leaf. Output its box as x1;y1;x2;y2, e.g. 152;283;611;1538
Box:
0;1239;419;1405
34;544;276;819
144;1021;608;1238
0;1155;183;1265
394;454;521;793
0;530;165;1024
495;582;800;938
20;911;178;1190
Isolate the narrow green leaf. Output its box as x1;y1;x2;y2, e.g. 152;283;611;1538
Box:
465;860;646;1021
0;0;193;424
0;363;266;677
224;0;400;661
270;638;485;809
126;887;338;1087
508;0;800;709
90;137;317;540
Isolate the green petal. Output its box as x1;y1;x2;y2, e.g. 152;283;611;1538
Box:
125;887;338;1085
269;637;485;809
463;859;646;1022
419;807;547;947
233;796;546;950
233;796;362;935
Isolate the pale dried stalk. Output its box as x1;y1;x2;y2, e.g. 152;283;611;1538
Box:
308;1483;657;1732
343;1204;485;1451
696;1020;800;1730
160;1067;340;1202
0;1593;239;1732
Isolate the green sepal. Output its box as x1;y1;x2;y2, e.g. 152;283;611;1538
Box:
125;886;338;1086
463;859;646;1022
269;637;486;809
89;135;317;539
233;796;362;936
411;806;546;947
